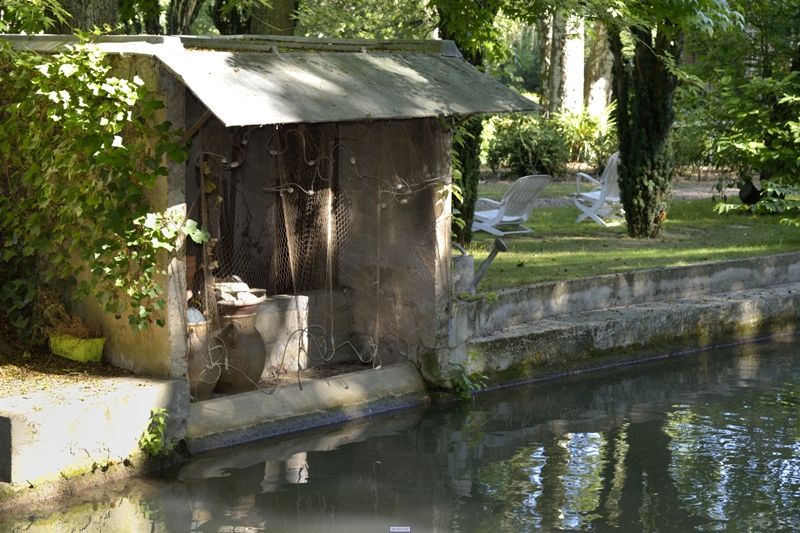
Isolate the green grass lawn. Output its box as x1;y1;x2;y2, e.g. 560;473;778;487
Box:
467;194;800;291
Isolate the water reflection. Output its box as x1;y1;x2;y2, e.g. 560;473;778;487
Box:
3;336;800;532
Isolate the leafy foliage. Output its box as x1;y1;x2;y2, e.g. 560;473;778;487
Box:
671;103;716;180
139;408;174;457
435;0;525;66
208;0;252;34
119;0;163;34
0;34;208;335
447;119;470;237
714;181;800;226
0;0;70;33
675;0;800;186
295;0;432;39
709;73;800;185
452;117;483;245
553;101;617;170
450;352;489;402
485;15;540;94
483;112;570;179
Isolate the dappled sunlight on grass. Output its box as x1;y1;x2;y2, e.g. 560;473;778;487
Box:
467;198;800;290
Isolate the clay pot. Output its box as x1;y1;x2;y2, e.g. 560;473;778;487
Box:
187;321;222;401
214;313;267;394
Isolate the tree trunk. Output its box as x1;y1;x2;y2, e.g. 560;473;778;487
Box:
536;15;551;111
611;24;683;238
54;0;117;32
251;0;296;35
585;21;614;118
561;15;584;114
609;27;630;156
143;0;161;34
210;0;251;34
167;0;204;34
546;10;567;115
540;11;583;115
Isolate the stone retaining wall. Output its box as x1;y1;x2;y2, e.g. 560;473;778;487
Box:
422;252;800;386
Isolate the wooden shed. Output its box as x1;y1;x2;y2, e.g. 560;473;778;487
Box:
7;34;538;398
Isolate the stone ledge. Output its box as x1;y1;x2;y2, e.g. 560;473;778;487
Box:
186;362;429;453
0;377;188;486
464;283;800;386
450;251;800;343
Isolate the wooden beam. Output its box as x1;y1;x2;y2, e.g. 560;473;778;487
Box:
179;109;213;146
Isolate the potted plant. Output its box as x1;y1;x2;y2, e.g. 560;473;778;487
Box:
33;290;106;363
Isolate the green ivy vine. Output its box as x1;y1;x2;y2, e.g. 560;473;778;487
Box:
0;31;208;333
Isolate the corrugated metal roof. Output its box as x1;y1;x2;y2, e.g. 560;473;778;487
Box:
157;49;538;126
2;34;540;127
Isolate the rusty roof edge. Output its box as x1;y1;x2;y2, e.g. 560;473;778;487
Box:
179;35;462;58
0;34;168;44
0;33;183;54
1;33;463;58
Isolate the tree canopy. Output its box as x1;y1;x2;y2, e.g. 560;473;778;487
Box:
8;0;798;242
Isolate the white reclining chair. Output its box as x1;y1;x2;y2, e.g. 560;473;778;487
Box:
472;174;551;236
573;152;624;226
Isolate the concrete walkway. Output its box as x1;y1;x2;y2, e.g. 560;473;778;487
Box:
187;254;800;453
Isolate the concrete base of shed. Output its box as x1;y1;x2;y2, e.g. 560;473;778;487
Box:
185;361;429;453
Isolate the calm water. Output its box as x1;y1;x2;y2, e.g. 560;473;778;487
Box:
4;336;800;532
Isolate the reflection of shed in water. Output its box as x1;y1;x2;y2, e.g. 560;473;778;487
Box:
7;34;537;397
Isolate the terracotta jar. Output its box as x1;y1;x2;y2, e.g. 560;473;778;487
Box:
214;312;267;394
187;321;222;401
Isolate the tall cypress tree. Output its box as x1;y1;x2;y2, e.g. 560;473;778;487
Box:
435;0;496;245
604;0;737;238
453;117;483;245
610;24;682;238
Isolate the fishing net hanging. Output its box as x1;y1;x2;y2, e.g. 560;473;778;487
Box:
185;107;450;393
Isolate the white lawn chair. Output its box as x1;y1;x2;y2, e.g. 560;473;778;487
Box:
472;174;551;236
573;152;624;226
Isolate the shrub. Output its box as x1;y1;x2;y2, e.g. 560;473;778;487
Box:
553;102;618;171
715;181;800;224
709;73;800;186
671;90;716;179
483;113;570;178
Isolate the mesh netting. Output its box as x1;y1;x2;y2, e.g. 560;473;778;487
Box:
185;95;450;396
